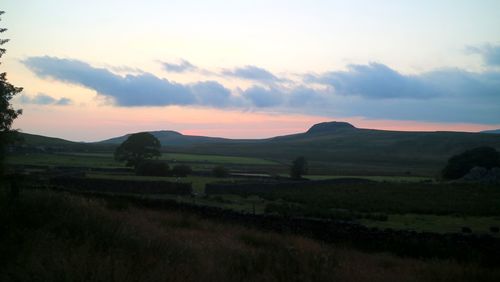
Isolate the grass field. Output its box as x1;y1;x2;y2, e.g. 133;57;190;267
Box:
362;214;500;235
305;175;433;182
257;182;500;216
7;151;500;236
86;173;226;194
6;152;281;170
6;153;124;168
161;153;279;165
2;188;499;282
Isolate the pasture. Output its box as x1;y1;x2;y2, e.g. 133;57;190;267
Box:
6;150;500;237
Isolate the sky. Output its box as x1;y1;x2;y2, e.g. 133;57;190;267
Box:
2;0;500;141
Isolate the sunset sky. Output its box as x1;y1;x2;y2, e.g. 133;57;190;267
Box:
2;0;500;141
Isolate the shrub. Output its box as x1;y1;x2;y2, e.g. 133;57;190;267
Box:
135;160;170;176
171;164;192;177
442;147;500;180
290;156;308;179
212;165;229;178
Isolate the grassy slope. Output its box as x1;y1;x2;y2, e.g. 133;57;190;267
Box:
16;127;500;176
2;189;499;282
171;129;500;175
6;152;278;171
19;132;75;146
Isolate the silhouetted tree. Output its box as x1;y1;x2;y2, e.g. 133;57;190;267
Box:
0;11;23;175
114;132;161;167
290;156;308;179
441;146;500;180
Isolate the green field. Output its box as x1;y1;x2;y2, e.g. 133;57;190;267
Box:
362;214;500;235
7;150;500;236
6;152;280;170
161;153;279;165
256;182;500;216
305;175;433;182
6;153;124;168
86;173;226;194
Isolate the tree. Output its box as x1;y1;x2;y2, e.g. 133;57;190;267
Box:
290;156;308;179
0;11;23;174
441;146;500;180
114;132;161;167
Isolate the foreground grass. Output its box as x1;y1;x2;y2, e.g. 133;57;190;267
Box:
1;188;500;282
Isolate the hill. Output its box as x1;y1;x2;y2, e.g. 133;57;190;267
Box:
18;132;76;147
481;129;500;134
15;132;112;152
99;130;233;146
165;122;500;175
13;121;500;175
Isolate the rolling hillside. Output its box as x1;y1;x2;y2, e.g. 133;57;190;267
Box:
99;130;236;146
14;122;500;176
481;129;500;134
165;122;500;175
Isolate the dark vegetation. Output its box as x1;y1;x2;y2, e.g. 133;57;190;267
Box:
114;132;161;167
3;189;499;282
290;156;308;179
206;180;500;216
171;164;193;177
135;160;170;176
50;177;192;195
442;146;500;180
0;11;22;175
5;132;500;280
212;165;229;177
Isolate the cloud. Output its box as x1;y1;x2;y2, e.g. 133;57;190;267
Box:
311;62;500;101
288;86;327;107
55;97;72;105
162;59;197;73
223;65;283;83
466;44;500;67
23;56;230;107
312;63;437;99
242;86;284;107
22;56;500;124
19;93;73;106
190;81;235;107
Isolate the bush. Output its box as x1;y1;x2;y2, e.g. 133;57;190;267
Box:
171;164;192;177
212;165;229;178
290;156;308;179
442;147;500;180
135;160;170;176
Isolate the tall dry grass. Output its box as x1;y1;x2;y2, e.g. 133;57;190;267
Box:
1;189;499;282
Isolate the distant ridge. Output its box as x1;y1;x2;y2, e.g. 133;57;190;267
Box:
306;121;356;134
14;121;500;175
481;129;500;134
99;130;230;146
